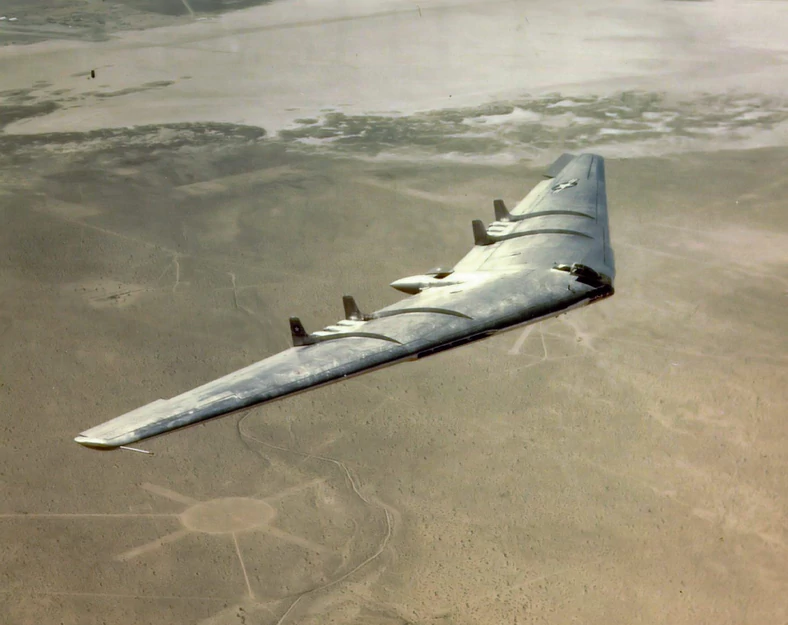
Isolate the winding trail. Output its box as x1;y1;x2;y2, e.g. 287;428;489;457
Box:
236;413;395;625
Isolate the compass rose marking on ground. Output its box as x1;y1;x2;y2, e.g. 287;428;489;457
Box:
141;482;199;505
261;526;328;554
114;480;328;572
115;528;191;562
260;477;325;501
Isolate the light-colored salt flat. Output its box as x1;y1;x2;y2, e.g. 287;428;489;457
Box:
1;0;786;135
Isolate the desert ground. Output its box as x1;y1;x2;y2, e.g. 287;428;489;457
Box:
1;1;787;624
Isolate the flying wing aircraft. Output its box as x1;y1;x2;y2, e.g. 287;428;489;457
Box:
75;153;615;450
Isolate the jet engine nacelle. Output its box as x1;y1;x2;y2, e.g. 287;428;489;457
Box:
389;274;463;294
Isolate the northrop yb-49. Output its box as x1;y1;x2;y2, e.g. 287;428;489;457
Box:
75;153;615;450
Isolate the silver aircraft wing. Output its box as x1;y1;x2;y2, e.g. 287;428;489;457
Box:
75;153;615;450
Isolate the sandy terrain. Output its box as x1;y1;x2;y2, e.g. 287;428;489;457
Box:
1;1;787;624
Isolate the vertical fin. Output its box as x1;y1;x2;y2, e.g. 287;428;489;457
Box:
343;295;365;321
472;220;494;246
289;317;310;347
493;199;511;222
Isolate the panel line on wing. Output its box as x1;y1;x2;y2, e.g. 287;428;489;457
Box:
490;228;594;243
511;210;596;221
375;307;472;320
306;331;403;345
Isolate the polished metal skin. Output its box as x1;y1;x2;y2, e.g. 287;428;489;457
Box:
75;153;615;450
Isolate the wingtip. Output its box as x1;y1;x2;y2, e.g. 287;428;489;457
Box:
74;435;118;450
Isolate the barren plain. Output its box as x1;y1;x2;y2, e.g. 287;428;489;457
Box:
1;1;787;624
